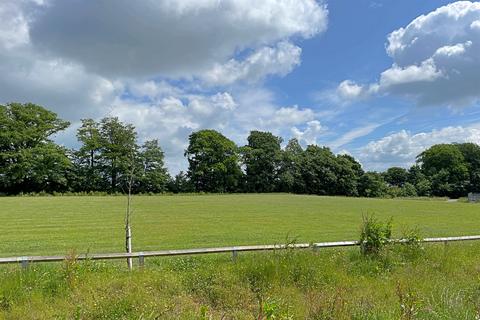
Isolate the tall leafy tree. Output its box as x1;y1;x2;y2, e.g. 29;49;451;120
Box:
417;144;468;197
278;138;304;193
243;131;283;192
334;154;364;196
407;164;431;196
298;145;338;195
185;129;242;192
98;117;138;192
137;139;169;193
77;119;102;169
383;167;409;187
168;171;194;193
74;118;105;191
0;103;70;194
455;143;480;192
358;172;387;198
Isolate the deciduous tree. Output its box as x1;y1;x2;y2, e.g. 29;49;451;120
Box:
185;130;242;192
137;139;169;193
243;131;282;192
0;103;70;194
383;167;408;187
98;117;138;192
359;172;387;198
417;144;468;197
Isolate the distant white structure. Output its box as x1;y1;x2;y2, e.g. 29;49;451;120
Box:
468;192;480;203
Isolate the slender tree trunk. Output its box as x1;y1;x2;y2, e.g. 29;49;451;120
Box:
125;163;134;270
112;169;117;191
125;228;132;268
125;187;133;270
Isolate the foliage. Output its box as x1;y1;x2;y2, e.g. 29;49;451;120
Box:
268;141;363;196
137;139;169;193
74;119;104;191
0;103;71;194
73;118;169;194
277;138;304;193
387;182;418;198
185;129;242;192
417;144;468;197
297;145;338;195
243;131;283;193
333;154;364;196
455;142;480;193
359;214;392;256
168;171;194;193
3;102;480;198
383;167;409;187
397;226;423;260
358;172;387;198
400;183;418;197
97;117;138;192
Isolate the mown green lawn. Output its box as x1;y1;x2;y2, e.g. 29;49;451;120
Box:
0;194;479;256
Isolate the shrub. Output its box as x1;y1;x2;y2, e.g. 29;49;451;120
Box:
359;214;392;256
400;183;418;197
397;226;424;260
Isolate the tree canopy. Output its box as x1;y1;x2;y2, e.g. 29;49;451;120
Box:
417;144;468;197
243;131;283;192
2;103;480;198
0;103;70;194
185;129;242;192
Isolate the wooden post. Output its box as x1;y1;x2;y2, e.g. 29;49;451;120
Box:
232;250;238;262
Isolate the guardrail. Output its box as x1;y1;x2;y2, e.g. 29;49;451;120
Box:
2;235;480;268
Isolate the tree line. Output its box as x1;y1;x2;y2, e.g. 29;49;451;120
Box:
1;102;480;198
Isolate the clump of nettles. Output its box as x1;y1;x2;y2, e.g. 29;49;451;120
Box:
359;214;392;256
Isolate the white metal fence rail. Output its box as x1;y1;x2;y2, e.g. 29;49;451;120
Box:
1;235;479;268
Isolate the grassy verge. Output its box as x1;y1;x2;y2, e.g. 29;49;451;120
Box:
1;242;480;319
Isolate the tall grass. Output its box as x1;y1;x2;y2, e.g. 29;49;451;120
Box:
1;242;480;319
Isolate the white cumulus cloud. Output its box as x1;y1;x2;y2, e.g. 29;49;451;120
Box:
291;120;326;145
111;87;319;173
359;125;480;171
28;0;327;78
338;1;480;107
0;0;328;173
202;41;301;86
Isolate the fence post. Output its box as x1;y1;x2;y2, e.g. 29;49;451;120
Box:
138;253;145;268
232;249;238;263
21;257;29;270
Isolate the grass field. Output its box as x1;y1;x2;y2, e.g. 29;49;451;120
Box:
1;194;480;319
1;194;480;257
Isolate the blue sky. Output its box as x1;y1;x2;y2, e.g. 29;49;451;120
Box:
1;0;480;173
267;0;480;166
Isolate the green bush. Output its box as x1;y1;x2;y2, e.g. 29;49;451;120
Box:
359;214;392;256
396;227;424;261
